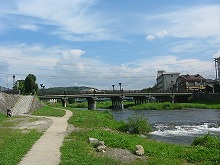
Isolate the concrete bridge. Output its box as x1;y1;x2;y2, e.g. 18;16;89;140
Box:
39;92;193;110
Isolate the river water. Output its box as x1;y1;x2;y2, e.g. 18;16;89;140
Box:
107;109;220;145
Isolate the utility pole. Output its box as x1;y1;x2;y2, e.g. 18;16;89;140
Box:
13;75;15;89
214;58;218;81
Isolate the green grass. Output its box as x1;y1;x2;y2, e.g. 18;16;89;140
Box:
69;101;135;109
68;109;125;130
0;113;6;122
129;102;220;110
32;105;66;117
0;113;42;165
69;100;220;110
192;133;220;149
60;107;220;165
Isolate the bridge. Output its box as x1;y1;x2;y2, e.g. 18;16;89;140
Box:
39;91;193;110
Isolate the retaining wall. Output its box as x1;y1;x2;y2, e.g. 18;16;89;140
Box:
0;93;42;114
0;92;20;114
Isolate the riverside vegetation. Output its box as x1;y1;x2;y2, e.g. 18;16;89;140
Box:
0;105;219;164
71;101;220;110
0;106;64;165
0;113;42;165
60;106;220;164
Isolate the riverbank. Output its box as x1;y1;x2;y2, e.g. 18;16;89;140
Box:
70;101;220;110
61;107;220;164
0;106;219;164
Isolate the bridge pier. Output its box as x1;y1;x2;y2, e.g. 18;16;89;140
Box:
170;95;175;104
111;97;124;110
87;97;96;110
62;97;68;107
133;96;147;104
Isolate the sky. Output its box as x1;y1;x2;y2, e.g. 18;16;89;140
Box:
0;0;220;90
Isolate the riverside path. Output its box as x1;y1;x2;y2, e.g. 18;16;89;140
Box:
18;109;72;165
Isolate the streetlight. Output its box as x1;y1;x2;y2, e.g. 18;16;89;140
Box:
119;83;122;91
40;84;45;95
112;85;115;92
13;75;15;89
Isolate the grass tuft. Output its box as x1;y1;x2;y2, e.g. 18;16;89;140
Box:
192;133;220;149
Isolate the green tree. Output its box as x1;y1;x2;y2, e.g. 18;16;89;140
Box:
14;80;25;94
214;82;220;93
24;74;38;94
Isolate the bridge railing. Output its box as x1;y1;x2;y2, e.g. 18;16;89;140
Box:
39;89;194;96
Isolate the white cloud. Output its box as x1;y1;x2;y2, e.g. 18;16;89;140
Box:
0;43;215;89
146;30;168;41
12;0;118;41
145;5;220;39
156;30;168;38
146;34;156;41
0;61;9;72
20;24;39;31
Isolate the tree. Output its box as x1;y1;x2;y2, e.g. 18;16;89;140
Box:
142;84;157;93
24;74;38;94
214;82;220;93
14;80;25;94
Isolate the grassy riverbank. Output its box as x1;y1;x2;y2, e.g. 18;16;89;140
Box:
32;105;66;117
60;107;220;165
1;105;219;164
0;114;42;165
0;105;65;165
70;101;220;110
129;102;220;110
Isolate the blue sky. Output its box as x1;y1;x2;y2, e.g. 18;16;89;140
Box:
0;0;220;90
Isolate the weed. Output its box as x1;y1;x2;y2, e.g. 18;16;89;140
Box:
125;113;152;134
192;133;220;149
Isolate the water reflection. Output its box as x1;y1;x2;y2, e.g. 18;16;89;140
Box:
107;109;220;145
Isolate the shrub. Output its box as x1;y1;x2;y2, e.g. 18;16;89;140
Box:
125;113;152;134
162;102;172;110
192;133;220;149
71;102;87;108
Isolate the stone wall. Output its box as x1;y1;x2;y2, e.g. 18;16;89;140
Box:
0;92;20;114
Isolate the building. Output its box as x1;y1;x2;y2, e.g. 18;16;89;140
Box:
176;74;206;92
215;56;220;83
156;70;180;92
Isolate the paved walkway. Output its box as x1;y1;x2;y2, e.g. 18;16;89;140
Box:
19;109;73;165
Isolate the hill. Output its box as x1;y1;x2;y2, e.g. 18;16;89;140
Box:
43;86;94;95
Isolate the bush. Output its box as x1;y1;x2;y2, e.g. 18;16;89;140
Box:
192;133;220;149
162;102;172;110
125;113;152;134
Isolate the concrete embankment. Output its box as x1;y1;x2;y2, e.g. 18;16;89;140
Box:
0;92;20;114
0;92;42;115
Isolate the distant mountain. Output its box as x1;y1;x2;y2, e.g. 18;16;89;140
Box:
42;86;94;94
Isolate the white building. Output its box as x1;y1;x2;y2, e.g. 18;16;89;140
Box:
217;57;220;83
156;70;180;92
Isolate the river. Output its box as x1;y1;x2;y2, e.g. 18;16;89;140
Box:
107;108;220;145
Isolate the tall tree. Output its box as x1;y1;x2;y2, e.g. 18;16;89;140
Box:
24;74;38;94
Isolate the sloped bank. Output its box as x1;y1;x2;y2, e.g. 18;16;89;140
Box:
0;92;20;114
0;93;42;115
